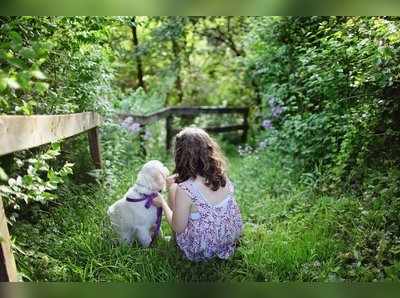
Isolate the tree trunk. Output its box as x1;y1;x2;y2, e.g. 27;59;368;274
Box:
131;17;146;91
172;38;183;103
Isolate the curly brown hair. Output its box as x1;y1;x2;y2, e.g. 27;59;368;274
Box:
174;127;227;191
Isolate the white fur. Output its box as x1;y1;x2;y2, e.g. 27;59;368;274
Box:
107;160;169;247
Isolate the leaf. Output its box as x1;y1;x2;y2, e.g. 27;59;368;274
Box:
0;96;9;110
9;31;23;49
50;142;61;151
7;57;25;69
28;158;38;164
22;175;33;185
31;70;47;80
0;167;8;181
0;185;12;194
34;82;49;94
17;71;32;91
47;169;56;181
6;77;20;90
0;77;7;91
19;47;36;59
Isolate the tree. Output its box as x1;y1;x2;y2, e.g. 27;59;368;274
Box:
130;17;146;91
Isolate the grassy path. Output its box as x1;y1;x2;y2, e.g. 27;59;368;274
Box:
11;150;348;281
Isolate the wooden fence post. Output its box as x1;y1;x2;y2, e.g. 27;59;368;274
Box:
0;197;17;282
138;125;147;157
242;108;249;143
166;115;173;151
87;127;102;169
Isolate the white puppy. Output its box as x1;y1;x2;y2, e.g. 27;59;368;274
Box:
107;160;169;247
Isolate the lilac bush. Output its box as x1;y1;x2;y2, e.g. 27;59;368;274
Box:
121;116;133;128
121;116;141;134
260;96;285;130
272;105;283;117
268;96;284;118
262;119;273;129
128;123;141;133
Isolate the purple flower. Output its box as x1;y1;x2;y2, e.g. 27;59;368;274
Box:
121;117;141;134
272;105;283;117
262;119;273;129
128;122;141;134
121;116;133;128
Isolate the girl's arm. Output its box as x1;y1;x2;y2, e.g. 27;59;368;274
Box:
160;199;173;227
156;186;191;234
168;183;178;210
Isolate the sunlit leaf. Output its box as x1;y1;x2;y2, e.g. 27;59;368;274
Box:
6;77;20;90
0;167;8;181
31;70;47;80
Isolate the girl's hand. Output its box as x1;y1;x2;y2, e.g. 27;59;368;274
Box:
166;174;177;188
152;195;164;208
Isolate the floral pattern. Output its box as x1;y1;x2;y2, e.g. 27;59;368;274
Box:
175;179;243;261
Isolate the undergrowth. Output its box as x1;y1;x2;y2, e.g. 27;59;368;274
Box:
10;136;399;282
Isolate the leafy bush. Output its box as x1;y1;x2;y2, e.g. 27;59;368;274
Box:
0;143;73;221
248;16;400;189
0;16;125;215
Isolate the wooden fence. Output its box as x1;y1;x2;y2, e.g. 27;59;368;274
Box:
119;106;249;150
0;112;102;281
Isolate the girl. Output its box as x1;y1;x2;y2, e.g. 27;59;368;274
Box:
154;127;243;261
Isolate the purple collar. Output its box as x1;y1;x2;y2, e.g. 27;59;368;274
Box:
126;193;162;245
126;192;158;208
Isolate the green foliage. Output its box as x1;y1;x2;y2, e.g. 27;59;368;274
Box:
118;87;165;114
248;17;400;189
118;17;254;107
244;18;400;280
0;16;127;218
0;17;123;115
0;143;73;220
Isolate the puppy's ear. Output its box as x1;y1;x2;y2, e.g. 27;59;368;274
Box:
135;170;150;193
153;171;167;191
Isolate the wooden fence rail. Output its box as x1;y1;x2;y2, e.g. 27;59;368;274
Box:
118;106;249;150
0;112;102;281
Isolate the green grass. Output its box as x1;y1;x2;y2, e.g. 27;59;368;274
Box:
10;146;396;281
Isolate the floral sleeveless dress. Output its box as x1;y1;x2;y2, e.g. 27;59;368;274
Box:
175;178;243;261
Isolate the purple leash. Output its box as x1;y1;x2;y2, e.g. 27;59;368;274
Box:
126;193;162;245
